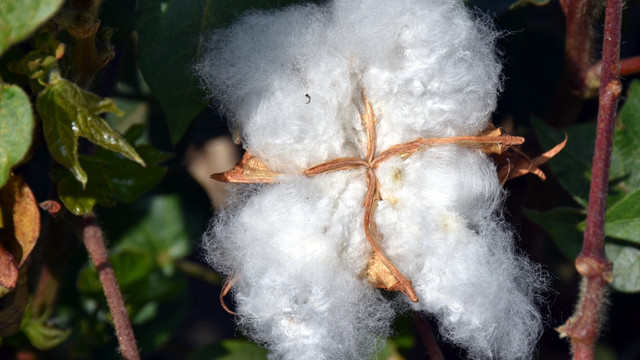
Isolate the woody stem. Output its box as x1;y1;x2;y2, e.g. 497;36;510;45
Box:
556;0;621;358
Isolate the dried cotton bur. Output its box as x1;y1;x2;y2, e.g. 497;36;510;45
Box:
197;1;565;359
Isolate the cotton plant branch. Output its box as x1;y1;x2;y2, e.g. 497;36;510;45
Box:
587;55;640;91
555;0;622;359
80;215;140;360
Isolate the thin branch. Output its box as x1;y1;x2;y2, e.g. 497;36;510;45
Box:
175;259;222;285
556;0;622;359
620;55;640;77
81;215;140;360
414;312;445;360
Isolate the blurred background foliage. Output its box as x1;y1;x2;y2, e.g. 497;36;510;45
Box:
0;0;639;359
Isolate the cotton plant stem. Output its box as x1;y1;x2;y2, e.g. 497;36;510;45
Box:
81;215;140;360
414;312;445;360
556;0;621;359
175;258;222;285
585;55;640;92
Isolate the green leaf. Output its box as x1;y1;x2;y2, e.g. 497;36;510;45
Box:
55;130;169;216
530;117;595;207
21;303;71;350
605;242;640;293
189;340;268;360
524;207;585;260
376;339;407;360
0;0;65;56
56;156;115;216
37;77;144;187
136;0;306;143
115;195;190;270
610;80;640;192
0;84;33;188
602;190;640;244
93;126;171;203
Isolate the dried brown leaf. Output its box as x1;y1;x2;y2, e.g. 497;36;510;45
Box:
0;174;40;268
496;134;568;184
0;243;18;296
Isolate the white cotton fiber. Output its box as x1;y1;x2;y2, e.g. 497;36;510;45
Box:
199;1;546;359
204;174;395;360
375;147;546;359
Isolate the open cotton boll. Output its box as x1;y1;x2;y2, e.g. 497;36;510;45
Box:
199;0;546;359
375;146;545;359
205;174;395;360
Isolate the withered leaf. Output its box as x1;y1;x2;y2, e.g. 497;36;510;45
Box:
0;174;40;269
0;243;18;297
496;134;568;184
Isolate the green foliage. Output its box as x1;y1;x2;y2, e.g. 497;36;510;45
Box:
528;80;640;293
189;340;268;360
0;0;64;56
20;304;71;350
113;194;191;272
37;75;144;187
53;125;170;215
0;84;33;188
136;0;308;143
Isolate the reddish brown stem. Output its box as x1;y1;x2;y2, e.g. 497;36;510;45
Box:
414;312;445;360
619;55;640;77
81;215;140;360
556;0;621;358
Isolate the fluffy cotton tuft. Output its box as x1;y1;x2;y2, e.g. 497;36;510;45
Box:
198;1;546;359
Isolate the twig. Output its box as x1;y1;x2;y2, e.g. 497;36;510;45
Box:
620;55;640;77
175;259;222;285
81;215;140;360
584;55;640;91
414;312;445;360
556;0;621;359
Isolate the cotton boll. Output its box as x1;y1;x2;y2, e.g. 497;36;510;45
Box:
200;0;546;359
197;5;363;172
375;147;544;359
333;0;502;149
204;173;395;359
